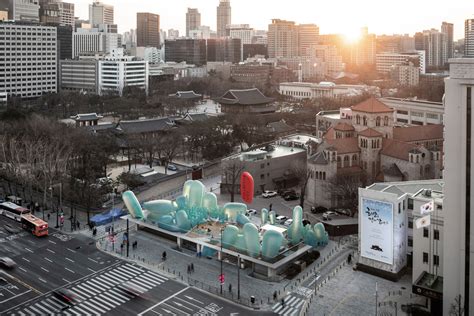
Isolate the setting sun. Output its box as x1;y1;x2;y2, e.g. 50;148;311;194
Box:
343;28;363;43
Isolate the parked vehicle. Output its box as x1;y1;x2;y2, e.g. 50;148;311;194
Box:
283;219;293;226
276;215;288;224
262;190;278;198
322;213;332;221
335;208;352;216
284;193;299;201
279;189;296;197
53;288;79;305
167;164;178;171
302;219;311;226
246;209;258;216
0;257;16;269
311;206;328;214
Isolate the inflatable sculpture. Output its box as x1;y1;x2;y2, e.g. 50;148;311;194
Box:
122;179;328;260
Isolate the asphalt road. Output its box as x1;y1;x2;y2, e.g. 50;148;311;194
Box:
0;216;270;315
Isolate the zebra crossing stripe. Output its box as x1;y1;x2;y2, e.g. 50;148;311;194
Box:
125;263;144;272
294;299;304;309
88;278;112;290
22;307;36;316
65;307;84;316
102;272;126;284
77;283;101;295
142;272;167;283
286;296;297;305
93;295;117;309
18;312;26;316
278;305;293;315
30;302;53;315
67;288;87;301
289;309;299;316
105;289;129;303
108;270;130;281
146;270;168;281
75;284;97;297
84;280;104;292
95;274;120;286
118;265;142;275
115;267;138;278
44;298;64;310
82;298;110;313
134;275;159;287
97;292;120;307
124;279;149;292
274;305;284;313
101;290;127;304
75;301;99;314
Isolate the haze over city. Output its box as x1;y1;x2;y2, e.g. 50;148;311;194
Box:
69;0;472;39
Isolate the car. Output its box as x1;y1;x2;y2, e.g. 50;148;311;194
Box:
311;206;328;214
276;215;288;224
246;209;258;216
167;164;178;171
335;208;352;216
53;288;79;305
4;224;21;234
322;214;332;221
0;257;16;269
118;282;148;298
283;219;293;226
284;193;299;201
302;219;311;226
262;190;278;198
279;189;296;196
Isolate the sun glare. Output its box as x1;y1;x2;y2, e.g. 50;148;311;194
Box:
344;29;362;44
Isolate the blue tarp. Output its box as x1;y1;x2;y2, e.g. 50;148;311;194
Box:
90;208;128;227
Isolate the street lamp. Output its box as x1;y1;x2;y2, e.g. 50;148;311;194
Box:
49;182;62;228
220;227;224;294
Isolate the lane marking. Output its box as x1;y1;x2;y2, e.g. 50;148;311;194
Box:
40;267;49;273
19;267;27;272
137;287;190;316
44;257;53;263
64;267;75;274
24;247;33;253
49;240;56;244
62;278;71;283
66;248;76;253
46;248;55;254
0;289;32;304
87;258;98;263
65;257;75;263
22;257;30;263
38;278;47;283
87;267;96;273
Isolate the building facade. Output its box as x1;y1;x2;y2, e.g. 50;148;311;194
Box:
376;51;425;74
39;0;74;28
89;1;113;26
207;38;241;64
164;39;206;66
279;82;377;100
380;97;444;126
137;12;160;49
1;0;39;22
98;59;149;96
267;19;298;59
297;23;319;56
185;8;200;37
0;23;57;99
216;0;231;38
59;59;98;94
72;27;119;58
466;19;474;57
443;58;474;315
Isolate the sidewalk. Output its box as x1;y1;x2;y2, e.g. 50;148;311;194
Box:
94;221;352;311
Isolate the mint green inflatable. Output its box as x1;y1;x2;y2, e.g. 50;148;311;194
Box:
261;208;268;225
287;206;304;244
222;225;239;248
261;230;284;260
122;190;144;219
143;200;177;217
222;203;246;222
243;223;260;257
268;210;276;225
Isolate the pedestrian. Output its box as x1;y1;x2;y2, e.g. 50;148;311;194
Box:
347;254;352;264
281;298;285;308
135;240;138;248
269;203;273;212
162;251;167;260
191;263;194;273
187;265;190;274
47;213;50;220
273;291;277;301
228;284;232;293
77;221;80;229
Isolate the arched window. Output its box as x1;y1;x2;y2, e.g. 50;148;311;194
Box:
416;155;420;163
363;116;368;126
344;155;350;167
337;156;342;168
384;116;389;126
356;115;360;124
323;172;326;180
376;116;381;127
352;154;358;162
410;155;413;163
315;171;319;179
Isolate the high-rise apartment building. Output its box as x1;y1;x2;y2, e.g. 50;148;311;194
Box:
466;19;474;57
349;27;376;66
442;22;454;62
207;38;241;64
298;23;319;56
89;1;113;26
186;8;200;37
0;0;40;22
137;12;160;48
415;23;453;68
216;0;231;38
227;24;254;44
168;28;179;40
443;57;474;315
267;19;299;59
0;23;57;99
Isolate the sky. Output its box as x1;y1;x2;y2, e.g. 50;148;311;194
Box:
72;0;474;40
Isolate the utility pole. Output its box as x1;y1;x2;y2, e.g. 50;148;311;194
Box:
375;282;378;316
237;255;241;299
220;228;223;294
126;218;129;258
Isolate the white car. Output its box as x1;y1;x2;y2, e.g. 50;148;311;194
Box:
283;219;293;226
246;209;258;216
276;215;288;224
262;190;278;198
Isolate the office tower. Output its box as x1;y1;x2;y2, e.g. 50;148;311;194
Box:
267;19;298;58
0;0;39;22
0;23;57;99
189;25;211;40
207;38;241;63
216;0;231;38
0;10;7;20
466;19;474;57
39;0;74;28
443;58;474;315
349;27;376;66
186;8;200;37
442;22;454;61
89;1;113;26
73;27;119;58
168;28;179;40
227;24;254;44
164;39;207;66
137;12;160;48
298;24;319;56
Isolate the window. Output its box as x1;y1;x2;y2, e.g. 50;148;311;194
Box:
423;252;429;263
376;116;381;126
433;255;440;266
423;228;429;238
356;115;360;124
408;237;413;247
260;163;265;169
434;229;440;240
408;220;413;229
363;116;368;126
408;198;413;210
260;174;264;179
384;116;389;126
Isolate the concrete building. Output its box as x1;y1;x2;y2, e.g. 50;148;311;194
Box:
267;19;298;59
443;58;474;315
279;82;378;100
72;27;119;58
189;25;211;40
415;24;453;68
131;46;160;63
376;51;425;74
216;0;231;38
230;63;271;84
89;1;113;27
298;23;319;56
308;98;443;208
164;39;206;66
466;19;474;57
167;28;179;40
376;34;415;54
221;139;308;194
227;24;253;44
136;12;160;49
441;22;454;62
185;8;200;37
207;38;241;64
56;24;72;60
392;62;420;87
243;43;267;59
277;56;325;81
380;97;444;126
349;27;376;66
59;59;98;94
0;22;57;99
312;45;344;74
0;10;7;21
39;0;74;28
98;58;148;96
123;29;136;49
0;0;39;22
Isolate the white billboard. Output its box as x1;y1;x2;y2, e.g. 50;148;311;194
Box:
361;198;393;265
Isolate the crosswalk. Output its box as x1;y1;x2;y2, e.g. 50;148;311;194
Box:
272;294;306;316
9;263;168;316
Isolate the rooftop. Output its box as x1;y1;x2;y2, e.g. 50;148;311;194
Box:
115;117;175;134
381;139;419;161
228;145;306;162
358;128;383;138
351;97;394;113
366;179;444;198
215;88;274;105
393;124;444;143
334;122;355;132
325;137;360;154
169;91;202;99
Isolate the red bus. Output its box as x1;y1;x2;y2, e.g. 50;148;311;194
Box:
20;214;49;237
0;202;30;222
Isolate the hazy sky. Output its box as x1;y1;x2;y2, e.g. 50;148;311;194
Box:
72;0;473;40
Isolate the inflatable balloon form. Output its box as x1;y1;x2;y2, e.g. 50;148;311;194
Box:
287;206;304;245
240;172;254;204
122;191;145;219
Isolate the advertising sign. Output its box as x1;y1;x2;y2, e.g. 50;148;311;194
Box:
361;198;393;265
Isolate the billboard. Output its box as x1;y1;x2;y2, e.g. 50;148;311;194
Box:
361;198;393;265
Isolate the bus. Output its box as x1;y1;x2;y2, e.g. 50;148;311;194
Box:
20;214;48;237
0;202;30;222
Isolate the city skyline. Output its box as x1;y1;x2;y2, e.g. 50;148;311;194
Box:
69;0;473;39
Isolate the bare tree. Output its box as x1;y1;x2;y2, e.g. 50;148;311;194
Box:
324;171;367;215
222;159;244;202
291;160;311;208
450;294;464;316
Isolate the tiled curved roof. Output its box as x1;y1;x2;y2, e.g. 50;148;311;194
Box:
358;128;383;138
351;97;393;113
334;122;355;131
215;88;274;105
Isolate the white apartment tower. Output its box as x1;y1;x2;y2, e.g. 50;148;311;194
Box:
89;1;113;26
466;19;474;58
268;19;299;59
216;0;231;38
298;24;319;56
0;23;57;99
443;58;474;315
186;8;200;38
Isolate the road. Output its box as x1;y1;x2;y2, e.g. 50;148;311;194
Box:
0;216;270;315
